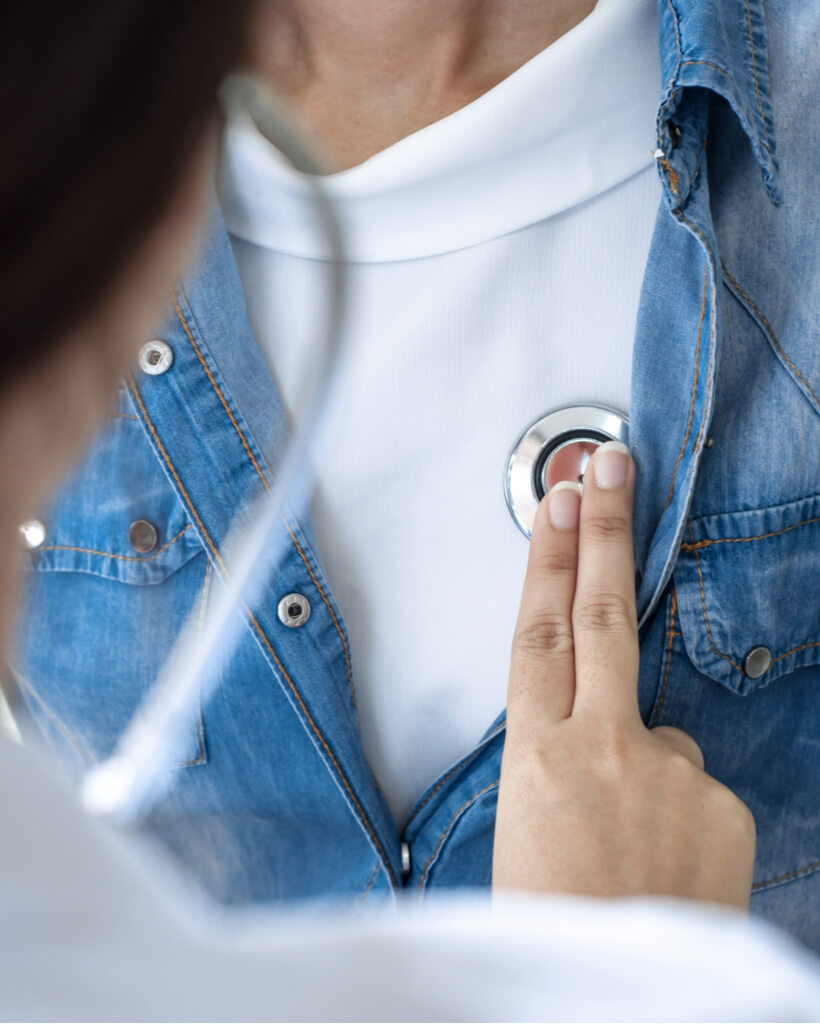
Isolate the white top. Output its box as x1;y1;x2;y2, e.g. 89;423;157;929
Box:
5;737;820;1021
220;0;663;826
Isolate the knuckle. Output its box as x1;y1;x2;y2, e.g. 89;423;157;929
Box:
514;613;575;658
532;547;577;576
573;593;636;635
583;514;631;542
706;783;757;841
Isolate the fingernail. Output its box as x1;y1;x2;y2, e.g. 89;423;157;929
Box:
548;480;582;530
592;441;630;489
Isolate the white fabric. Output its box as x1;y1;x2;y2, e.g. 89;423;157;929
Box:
220;0;663;825
4;737;820;1023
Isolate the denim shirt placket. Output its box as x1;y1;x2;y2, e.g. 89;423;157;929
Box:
130;228;403;891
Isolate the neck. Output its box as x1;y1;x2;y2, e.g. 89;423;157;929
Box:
248;0;597;169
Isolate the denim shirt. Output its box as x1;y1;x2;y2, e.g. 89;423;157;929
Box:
14;0;820;950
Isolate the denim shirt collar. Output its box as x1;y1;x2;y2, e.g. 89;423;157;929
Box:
655;0;780;206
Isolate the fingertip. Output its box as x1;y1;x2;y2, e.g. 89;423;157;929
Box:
590;441;633;491
546;481;582;531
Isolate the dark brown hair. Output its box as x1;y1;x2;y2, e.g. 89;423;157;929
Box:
0;1;254;383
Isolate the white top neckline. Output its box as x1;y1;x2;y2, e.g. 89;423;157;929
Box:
220;0;660;262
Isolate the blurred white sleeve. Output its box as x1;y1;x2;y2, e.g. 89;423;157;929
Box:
1;736;819;1023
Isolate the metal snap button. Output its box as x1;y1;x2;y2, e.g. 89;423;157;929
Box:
277;593;311;628
128;520;158;554
742;646;772;679
504;404;629;539
19;518;46;549
138;340;174;376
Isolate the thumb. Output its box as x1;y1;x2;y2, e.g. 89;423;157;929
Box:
650;725;705;770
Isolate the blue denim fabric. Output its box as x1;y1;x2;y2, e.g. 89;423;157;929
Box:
13;0;820;949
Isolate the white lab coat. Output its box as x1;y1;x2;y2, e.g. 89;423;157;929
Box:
2;737;819;1023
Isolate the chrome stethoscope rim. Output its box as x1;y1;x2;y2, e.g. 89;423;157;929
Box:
504;403;629;539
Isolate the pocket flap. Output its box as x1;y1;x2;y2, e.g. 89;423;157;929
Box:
673;493;820;695
24;393;202;584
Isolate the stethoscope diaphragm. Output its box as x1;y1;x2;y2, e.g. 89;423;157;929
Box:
504;404;629;539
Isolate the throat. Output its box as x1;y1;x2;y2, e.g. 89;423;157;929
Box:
246;0;598;171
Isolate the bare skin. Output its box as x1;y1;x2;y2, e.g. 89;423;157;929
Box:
0;12;755;907
249;0;597;169
493;446;756;907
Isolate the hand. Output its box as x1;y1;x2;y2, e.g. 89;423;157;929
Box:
492;442;756;909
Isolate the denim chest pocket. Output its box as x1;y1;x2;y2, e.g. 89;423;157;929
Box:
673;493;820;695
16;392;208;767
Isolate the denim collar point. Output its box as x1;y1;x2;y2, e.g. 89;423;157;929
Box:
657;0;781;206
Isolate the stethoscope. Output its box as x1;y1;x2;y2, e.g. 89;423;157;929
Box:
504;404;629;538
79;77;630;823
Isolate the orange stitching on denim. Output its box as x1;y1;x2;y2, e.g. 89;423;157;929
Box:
769;643;820;667
409;720;506;823
664;0;681;61
664;266;707;510
174;298;266;481
674;213;717;466
689;523;743;673
721;265;820;409
417;779;500;891
752;858;820;891
112;412;138;421
284;524;357;709
680;59;735;84
37;525;191;563
657;152;679;195
684;518;820;672
174;298;357;709
743;0;772;155
128;377;396;886
680;515;820;552
650;587;678;728
358;865;381;903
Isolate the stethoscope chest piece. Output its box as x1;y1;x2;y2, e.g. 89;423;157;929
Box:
504;404;629;539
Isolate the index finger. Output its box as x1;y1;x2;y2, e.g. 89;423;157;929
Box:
570;441;640;721
507;480;582;732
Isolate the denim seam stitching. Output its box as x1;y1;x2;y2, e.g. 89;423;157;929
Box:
752;858;820;892
416;778;500;891
673;212;717;470
408;720;507;824
664;265;708;510
689;522;743;673
665;0;682;62
127;375;397;887
743;0;772;155
650;585;678;728
688;491;820;522
681;516;820;551
678;61;757;134
173;297;358;709
358;865;381;903
112;412;138;422
36;524;191;564
689;520;820;671
654;0;682;195
721;265;820;410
